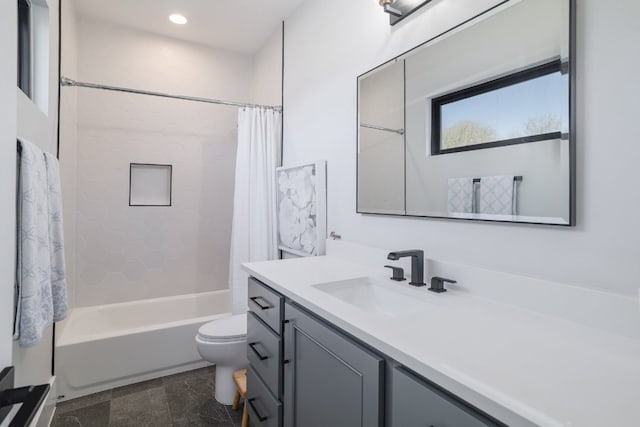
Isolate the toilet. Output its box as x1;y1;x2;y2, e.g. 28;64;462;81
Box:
196;313;248;405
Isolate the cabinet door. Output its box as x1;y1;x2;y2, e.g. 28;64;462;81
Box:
283;302;384;427
390;367;504;427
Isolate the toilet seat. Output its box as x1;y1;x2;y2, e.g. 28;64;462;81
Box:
197;313;247;343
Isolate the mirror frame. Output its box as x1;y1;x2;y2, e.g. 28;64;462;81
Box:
356;0;576;226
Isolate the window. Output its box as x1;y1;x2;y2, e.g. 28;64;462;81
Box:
431;60;569;155
17;0;50;112
17;0;31;98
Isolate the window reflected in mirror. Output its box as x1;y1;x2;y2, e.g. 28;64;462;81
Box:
434;60;569;154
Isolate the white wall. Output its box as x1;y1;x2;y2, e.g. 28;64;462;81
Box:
250;26;283;106
0;0;18;370
67;17;252;306
59;0;78;310
283;0;640;296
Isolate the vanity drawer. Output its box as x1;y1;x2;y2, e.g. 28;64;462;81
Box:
247;366;282;427
247;311;282;397
248;277;283;334
391;367;503;427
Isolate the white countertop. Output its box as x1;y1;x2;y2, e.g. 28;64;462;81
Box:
242;255;640;427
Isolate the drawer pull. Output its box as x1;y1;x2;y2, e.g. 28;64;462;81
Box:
249;342;269;361
249;296;272;310
248;398;268;422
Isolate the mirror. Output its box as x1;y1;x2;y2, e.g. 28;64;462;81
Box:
357;0;575;225
358;60;405;215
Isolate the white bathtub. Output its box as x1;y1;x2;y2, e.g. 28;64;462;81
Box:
56;290;231;401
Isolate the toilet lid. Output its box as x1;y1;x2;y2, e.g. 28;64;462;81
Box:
198;314;247;340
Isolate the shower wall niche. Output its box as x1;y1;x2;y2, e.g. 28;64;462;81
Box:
129;163;173;207
64;15;253;307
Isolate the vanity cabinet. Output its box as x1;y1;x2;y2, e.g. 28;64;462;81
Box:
246;277;505;426
283;302;384;427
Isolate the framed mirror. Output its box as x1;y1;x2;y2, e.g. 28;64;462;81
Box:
357;0;575;226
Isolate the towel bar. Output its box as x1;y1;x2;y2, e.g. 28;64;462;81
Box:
472;176;522;183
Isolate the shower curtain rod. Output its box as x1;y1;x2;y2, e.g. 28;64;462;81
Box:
60;77;282;111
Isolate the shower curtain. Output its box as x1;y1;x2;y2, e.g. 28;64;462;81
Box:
229;107;282;314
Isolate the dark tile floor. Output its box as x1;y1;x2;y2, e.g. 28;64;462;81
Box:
52;367;243;427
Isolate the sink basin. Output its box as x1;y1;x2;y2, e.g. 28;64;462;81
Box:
313;277;428;318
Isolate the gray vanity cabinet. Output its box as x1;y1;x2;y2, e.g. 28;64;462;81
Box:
247;277;507;427
390;367;503;427
283;302;384;427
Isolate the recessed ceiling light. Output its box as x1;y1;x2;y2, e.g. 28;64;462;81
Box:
169;14;187;25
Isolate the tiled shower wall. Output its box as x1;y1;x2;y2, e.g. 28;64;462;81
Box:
70;16;252;306
75;119;237;306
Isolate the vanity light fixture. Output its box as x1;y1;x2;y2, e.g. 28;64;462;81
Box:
169;13;188;25
379;0;403;17
379;0;435;25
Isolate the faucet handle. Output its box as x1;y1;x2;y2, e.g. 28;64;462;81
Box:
428;276;457;293
384;265;406;281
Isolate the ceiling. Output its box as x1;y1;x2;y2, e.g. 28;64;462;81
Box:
74;0;306;54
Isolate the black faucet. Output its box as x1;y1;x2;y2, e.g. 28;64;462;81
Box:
387;250;425;287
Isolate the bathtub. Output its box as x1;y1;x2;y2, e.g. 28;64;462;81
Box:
56;290;231;401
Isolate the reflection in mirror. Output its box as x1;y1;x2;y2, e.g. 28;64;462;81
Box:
433;60;569;154
357;59;405;215
358;0;574;225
